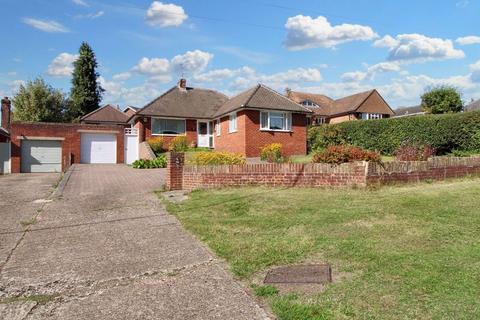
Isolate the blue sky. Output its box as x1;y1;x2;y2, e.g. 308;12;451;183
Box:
0;0;479;108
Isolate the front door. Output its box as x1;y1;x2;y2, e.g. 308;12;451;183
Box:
124;129;139;165
197;121;213;148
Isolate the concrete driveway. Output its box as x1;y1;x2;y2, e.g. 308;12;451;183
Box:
0;165;268;320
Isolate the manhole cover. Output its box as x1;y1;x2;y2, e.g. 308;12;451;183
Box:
264;264;332;284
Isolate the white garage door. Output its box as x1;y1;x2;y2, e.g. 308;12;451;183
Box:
21;140;62;173
81;133;117;164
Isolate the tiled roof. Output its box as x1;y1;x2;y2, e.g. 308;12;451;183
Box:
213;84;312;118
393;105;424;117
80;105;130;124
136;86;228;119
466;99;480;111
0;126;9;137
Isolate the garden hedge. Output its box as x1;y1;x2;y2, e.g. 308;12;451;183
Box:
308;111;480;155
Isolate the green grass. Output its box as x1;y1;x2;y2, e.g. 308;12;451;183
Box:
164;179;480;319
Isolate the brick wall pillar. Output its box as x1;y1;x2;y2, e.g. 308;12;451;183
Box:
166;152;185;190
1;97;11;130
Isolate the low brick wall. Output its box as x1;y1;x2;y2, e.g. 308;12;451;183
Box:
165;153;480;191
367;156;480;184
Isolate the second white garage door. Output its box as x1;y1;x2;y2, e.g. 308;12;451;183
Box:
81;133;117;164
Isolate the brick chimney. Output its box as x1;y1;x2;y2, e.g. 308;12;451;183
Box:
1;97;11;130
178;78;187;89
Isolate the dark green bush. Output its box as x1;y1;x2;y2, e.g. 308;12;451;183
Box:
308;111;480;155
132;155;167;169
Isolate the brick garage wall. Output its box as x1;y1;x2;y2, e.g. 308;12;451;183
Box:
244;110;307;157
10;122;125;173
182;162;367;191
367;156;480;184
142;117;197;148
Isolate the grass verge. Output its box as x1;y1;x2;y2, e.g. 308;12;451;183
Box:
163;178;480;319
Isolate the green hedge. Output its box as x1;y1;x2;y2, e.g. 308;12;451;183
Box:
308;111;480;155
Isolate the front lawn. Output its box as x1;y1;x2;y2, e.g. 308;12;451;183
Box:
163;179;480;319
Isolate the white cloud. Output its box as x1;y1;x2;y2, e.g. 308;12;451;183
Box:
171;50;213;74
284;15;378;50
133;57;170;75
342;62;401;82
46;53;78;77
193;66;322;93
112;72;132;81
470;60;480;82
145;1;187;27
456;36;480;45
72;0;89;6
22;18;69;33
456;0;469;8
374;33;465;63
76;11;105;19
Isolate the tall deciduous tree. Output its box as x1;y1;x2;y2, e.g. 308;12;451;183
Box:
67;42;104;121
421;86;464;114
12;78;67;122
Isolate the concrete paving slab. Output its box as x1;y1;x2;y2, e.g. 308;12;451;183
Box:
0;165;268;319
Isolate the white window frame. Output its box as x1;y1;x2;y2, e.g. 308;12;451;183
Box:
151;117;186;136
260;111;292;132
229;113;237;133
362;113;383;120
215;118;221;136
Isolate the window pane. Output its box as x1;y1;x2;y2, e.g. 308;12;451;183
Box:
229;113;237;132
152;118;185;134
198;122;207;135
269;112;285;130
260;112;268;129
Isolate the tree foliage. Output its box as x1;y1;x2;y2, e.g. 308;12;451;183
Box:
421;85;463;114
12;78;67;122
67;42;104;121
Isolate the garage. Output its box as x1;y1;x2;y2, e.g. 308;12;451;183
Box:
21;139;62;173
81;133;117;164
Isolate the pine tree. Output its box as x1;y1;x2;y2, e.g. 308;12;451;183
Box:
67;42;104;121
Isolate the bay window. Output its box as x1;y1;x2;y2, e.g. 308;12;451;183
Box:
152;118;186;135
260;111;292;131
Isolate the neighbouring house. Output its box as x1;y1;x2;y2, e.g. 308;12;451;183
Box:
466;99;480;112
132;79;312;157
393;105;425;117
286;89;394;125
80;104;131;125
123;106;139;118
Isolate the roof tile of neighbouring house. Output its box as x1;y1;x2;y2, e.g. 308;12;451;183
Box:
136;86;229;119
81;105;130;124
466;99;480;111
393;105;424;117
213;84;312;118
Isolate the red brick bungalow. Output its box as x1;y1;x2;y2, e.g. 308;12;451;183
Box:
132;79;312;157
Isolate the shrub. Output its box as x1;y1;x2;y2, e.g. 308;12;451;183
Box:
312;145;381;165
308;111;480;155
394;140;436;161
132;155;167;169
189;151;246;165
308;125;346;151
260;143;287;163
147;137;165;154
168;136;189;152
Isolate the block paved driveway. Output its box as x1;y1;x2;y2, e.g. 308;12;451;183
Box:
0;165;268;320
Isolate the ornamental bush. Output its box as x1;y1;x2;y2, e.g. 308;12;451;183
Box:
308;111;480;155
260;143;286;163
189;151;246;165
147;137;165;154
132;155;167;169
168;136;189;152
312;145;381;165
394;140;436;161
